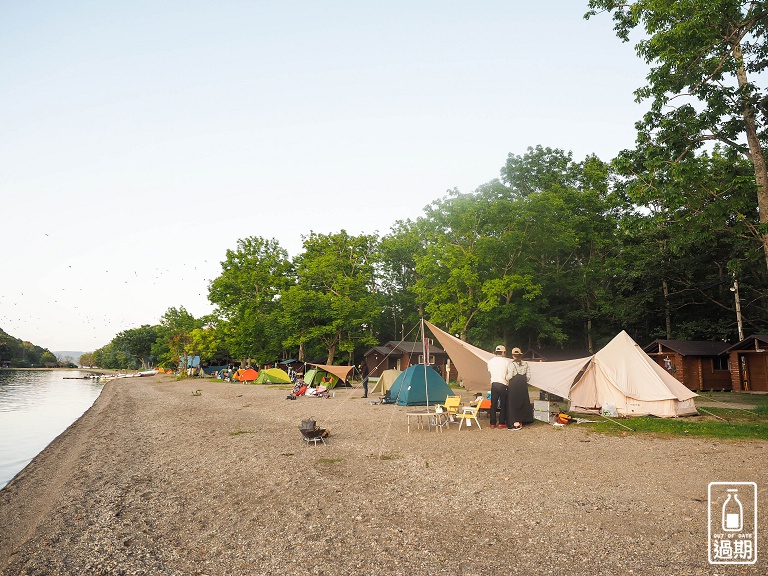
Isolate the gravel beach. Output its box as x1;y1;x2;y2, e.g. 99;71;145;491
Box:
0;374;765;575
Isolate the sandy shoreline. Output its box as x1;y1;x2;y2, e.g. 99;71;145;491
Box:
1;374;765;575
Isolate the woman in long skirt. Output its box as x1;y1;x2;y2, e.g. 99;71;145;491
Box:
507;347;533;430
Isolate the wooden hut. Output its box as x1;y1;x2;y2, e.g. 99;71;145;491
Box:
723;335;768;392
363;340;456;381
642;339;731;391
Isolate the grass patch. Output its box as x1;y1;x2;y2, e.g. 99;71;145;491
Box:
317;457;343;464
371;452;402;461
229;427;256;436
576;392;768;440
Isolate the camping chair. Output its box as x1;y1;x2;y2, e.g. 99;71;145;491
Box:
436;395;462;423
455;402;482;431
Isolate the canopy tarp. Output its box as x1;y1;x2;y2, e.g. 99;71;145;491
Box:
424;320;697;418
307;363;354;388
424;320;588;398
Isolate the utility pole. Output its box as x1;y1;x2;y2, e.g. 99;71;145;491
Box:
731;278;744;341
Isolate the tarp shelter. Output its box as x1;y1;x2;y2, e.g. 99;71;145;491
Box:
202;365;227;376
306;363;354;389
369;369;402;395
238;368;259;382
255;367;291;384
387;365;453;406
424;320;697;418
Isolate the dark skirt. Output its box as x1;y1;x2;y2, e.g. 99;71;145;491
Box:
508;374;534;424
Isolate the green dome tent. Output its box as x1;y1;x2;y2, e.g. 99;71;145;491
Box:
387;365;452;406
255;367;291;384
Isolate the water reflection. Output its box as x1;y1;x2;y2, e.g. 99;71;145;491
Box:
0;369;103;488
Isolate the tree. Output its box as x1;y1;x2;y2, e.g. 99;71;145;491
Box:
154;307;199;370
208;237;292;365
114;325;159;369
587;0;768;270
281;231;379;364
378;220;425;341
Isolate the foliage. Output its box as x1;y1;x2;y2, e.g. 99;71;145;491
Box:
281;230;380;364
0;327;57;368
586;0;768;269
208;237;293;364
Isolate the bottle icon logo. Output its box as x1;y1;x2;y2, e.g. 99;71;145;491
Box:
708;482;757;565
722;489;743;532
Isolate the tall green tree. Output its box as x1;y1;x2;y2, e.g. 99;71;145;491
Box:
378;219;425;341
281;231;379;364
587;0;768;269
114;325;159;369
154;306;199;370
208;237;293;365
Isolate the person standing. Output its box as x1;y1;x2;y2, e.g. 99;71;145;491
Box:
507;347;533;430
360;362;370;398
487;345;513;429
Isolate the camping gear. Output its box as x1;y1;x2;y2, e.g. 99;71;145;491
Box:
299;417;329;445
557;413;573;425
305;364;354;388
387;365;453;406
255;368;291;384
369;369;402;396
238;368;259;382
425;320;698;418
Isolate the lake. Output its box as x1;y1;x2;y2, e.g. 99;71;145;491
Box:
0;369;104;489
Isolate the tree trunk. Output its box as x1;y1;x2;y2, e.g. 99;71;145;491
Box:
663;279;672;339
734;43;768;271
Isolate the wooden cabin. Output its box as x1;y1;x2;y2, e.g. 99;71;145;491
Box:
363;340;457;381
643;339;732;391
723;335;768;392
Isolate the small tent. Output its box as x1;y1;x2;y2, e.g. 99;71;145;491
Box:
424;320;697;418
238;368;259;382
387;365;453;406
255;367;291;384
369;369;402;395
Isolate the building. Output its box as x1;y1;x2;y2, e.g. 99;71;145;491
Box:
363;340;457;381
723;335;768;392
643;339;732;391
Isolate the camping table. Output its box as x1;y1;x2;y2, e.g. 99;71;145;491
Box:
406;410;449;432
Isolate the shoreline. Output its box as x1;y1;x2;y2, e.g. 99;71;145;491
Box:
1;374;765;575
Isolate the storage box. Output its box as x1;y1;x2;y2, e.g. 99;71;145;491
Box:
533;400;568;423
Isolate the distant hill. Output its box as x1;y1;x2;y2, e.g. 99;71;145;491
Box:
53;351;87;365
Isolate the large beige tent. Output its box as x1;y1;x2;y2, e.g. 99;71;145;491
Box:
424;321;698;418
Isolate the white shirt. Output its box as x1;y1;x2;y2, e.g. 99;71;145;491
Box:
487;355;513;384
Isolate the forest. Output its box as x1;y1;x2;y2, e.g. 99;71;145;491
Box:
81;2;768;369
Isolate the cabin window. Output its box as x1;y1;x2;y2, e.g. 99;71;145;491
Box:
712;357;729;371
418;355;435;365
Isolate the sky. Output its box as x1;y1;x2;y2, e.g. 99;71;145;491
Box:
1;1;649;353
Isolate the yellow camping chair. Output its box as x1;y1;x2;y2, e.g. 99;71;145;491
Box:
456;402;482;430
437;395;462;423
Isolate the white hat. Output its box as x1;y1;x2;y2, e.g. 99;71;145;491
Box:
511;347;523;355
495;345;506;353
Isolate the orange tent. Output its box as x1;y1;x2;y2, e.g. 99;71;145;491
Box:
238;368;259;382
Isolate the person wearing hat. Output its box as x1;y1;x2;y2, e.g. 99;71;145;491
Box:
507;347;533;430
487;344;514;429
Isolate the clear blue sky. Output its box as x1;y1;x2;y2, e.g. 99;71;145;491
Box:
1;1;648;352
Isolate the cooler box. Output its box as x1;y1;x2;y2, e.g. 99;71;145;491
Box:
533;400;568;423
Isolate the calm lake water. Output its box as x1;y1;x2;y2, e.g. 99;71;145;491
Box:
0;369;104;489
